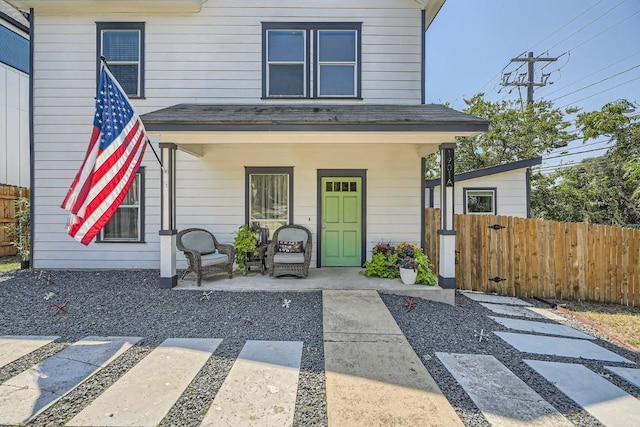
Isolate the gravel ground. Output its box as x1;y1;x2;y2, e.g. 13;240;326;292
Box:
1;268;638;426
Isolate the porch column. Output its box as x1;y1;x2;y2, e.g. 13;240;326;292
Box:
438;143;456;289
159;143;177;289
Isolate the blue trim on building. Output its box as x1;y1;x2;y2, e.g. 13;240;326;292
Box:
0;24;29;73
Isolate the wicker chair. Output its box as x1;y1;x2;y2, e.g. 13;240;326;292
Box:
177;228;235;286
266;224;312;278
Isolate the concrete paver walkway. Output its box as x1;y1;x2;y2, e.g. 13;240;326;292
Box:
0;336;141;425
437;353;572;427
68;338;222;427
322;290;463;426
526;360;640;427
0;335;59;368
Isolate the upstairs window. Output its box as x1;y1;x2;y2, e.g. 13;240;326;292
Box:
263;22;361;99
97;22;145;97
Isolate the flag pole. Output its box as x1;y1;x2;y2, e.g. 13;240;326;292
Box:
100;56;165;172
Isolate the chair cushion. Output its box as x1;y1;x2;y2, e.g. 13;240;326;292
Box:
201;252;229;266
182;230;216;255
278;240;303;253
273;253;305;264
277;228;308;249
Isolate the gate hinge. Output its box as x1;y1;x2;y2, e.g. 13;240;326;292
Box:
489;276;506;283
488;224;505;230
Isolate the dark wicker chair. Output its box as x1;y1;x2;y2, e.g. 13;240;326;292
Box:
266;224;312;278
177;228;235;286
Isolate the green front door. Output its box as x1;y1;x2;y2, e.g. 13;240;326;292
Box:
321;177;362;266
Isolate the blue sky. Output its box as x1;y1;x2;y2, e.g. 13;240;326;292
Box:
425;0;640;172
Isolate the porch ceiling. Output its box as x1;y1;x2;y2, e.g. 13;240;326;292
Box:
141;103;489;156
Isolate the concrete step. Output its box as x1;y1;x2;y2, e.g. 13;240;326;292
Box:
0;335;59;368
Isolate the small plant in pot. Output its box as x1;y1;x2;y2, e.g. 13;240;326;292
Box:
233;224;259;275
396;242;437;286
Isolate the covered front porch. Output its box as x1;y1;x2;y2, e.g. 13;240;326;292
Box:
175;266;455;305
139;103;489;292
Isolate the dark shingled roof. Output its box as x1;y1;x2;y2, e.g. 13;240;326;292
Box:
0;0;29;30
425;157;543;188
140;103;490;133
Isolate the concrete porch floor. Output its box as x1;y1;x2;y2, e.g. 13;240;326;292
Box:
174;267;454;305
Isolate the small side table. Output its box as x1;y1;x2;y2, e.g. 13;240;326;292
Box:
245;244;268;275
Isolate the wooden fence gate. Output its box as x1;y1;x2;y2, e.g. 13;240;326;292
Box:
424;208;640;307
0;185;29;257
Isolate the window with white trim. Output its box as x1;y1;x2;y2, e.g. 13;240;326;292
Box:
263;22;361;98
99;168;145;242
464;188;496;215
97;22;145;97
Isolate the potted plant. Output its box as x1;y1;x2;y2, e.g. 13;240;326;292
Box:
396;242;437;286
362;241;399;279
5;197;30;269
233;224;259;275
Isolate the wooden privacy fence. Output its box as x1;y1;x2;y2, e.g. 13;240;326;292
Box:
0;184;29;257
425;208;640;307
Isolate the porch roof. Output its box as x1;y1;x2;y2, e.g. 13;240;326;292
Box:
140;103;489;133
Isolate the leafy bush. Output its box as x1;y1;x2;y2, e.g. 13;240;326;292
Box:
362;242;399;279
233;224;258;275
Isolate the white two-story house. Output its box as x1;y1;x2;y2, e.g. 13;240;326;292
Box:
8;0;488;290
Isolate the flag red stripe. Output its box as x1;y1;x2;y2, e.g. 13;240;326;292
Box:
60;126;101;212
68;125;146;244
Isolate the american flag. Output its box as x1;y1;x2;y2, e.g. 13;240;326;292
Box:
61;63;147;245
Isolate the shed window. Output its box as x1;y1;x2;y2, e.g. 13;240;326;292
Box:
464;188;496;215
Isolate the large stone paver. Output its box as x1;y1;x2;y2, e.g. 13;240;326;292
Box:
323;290;463;427
495;332;633;363
480;303;544;318
462;292;532;306
0;335;59;368
0;336;141;425
437;353;572;426
489;316;594;340
526;360;640;427
605;366;640;388
68;338;222;427
201;340;302;427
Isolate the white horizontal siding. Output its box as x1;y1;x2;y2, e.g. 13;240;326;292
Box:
429;169;531;218
31;0;429;269
35;143;423;270
0;64;29;187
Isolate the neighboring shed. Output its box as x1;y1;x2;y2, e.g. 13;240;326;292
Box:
0;0;29;188
425;157;542;218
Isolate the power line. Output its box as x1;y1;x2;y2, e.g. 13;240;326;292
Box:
544;145;612;161
561;8;640;53
501;52;558;104
545;0;628;52
559;75;640;109
550;63;640;102
543;50;640;98
527;0;604;52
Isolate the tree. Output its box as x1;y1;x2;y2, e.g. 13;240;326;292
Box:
531;100;640;227
426;93;578;176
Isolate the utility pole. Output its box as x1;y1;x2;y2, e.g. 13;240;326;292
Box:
501;51;557;104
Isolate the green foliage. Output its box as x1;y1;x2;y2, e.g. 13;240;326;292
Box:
3;197;30;261
532;100;640;226
362;252;399;279
425;93;578;176
362;241;437;285
414;251;437;286
233;224;258;275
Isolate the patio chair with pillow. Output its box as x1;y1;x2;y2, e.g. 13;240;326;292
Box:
266;224;312;278
177;228;235;286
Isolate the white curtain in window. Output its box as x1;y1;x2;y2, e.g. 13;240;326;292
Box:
251;174;289;221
